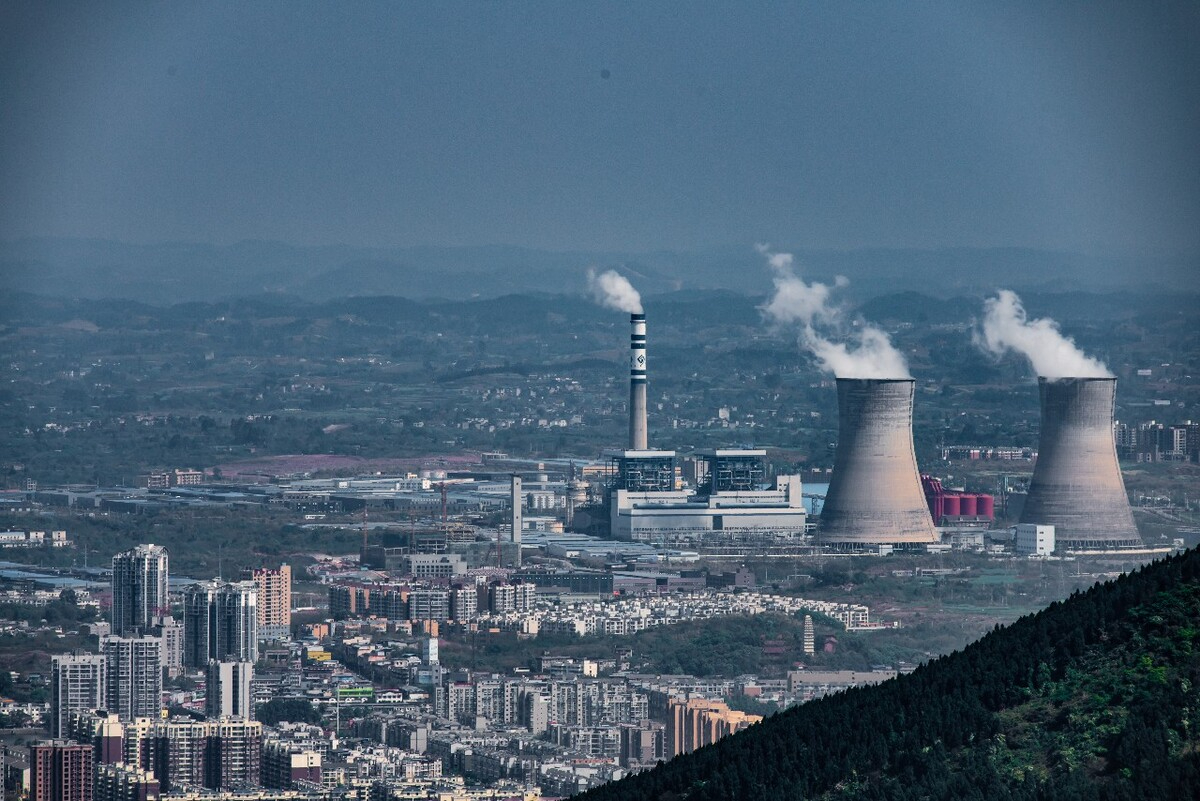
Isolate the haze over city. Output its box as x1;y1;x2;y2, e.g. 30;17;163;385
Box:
2;2;1199;258
1;4;1198;801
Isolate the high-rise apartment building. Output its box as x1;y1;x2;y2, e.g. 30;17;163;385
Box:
100;635;163;721
140;718;263;791
95;762;160;801
449;584;477;621
406;588;450;622
183;581;258;667
111;545;169;635
248;564;291;640
64;711;125;765
208;718;264;789
29;741;94;801
151;616;184;677
50;653;106;739
664;697;761;758
205;661;254;720
145;718;208;792
262;741;322;789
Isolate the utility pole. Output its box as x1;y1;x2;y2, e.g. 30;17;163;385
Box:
362;506;368;553
439;483;448;532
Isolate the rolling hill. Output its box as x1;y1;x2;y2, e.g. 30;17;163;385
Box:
577;548;1200;800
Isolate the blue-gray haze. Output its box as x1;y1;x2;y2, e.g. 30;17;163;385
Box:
2;1;1198;258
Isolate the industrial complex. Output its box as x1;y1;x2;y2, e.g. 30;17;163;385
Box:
7;304;1158;562
571;308;1148;556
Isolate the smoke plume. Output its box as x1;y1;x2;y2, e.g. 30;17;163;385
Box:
588;269;643;314
758;245;910;379
977;289;1112;378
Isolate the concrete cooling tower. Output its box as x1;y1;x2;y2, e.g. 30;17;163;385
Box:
1020;377;1142;549
820;378;939;547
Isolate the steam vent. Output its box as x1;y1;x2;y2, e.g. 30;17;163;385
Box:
820;378;939;547
1021;377;1143;549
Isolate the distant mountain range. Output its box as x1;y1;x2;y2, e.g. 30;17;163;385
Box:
577;548;1200;801
0;238;1192;304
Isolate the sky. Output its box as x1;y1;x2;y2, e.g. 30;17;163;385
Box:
1;2;1198;255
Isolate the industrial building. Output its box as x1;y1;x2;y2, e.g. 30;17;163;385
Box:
1015;524;1055;556
921;475;995;527
593;310;809;546
1021;378;1143;550
819;379;939;548
608;449;807;544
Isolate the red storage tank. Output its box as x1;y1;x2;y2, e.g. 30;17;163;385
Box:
959;494;978;516
941;495;961;518
978;495;995;519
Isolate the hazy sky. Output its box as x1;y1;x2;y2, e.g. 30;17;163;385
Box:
2;2;1198;255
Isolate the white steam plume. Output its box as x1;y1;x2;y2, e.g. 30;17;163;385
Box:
758;244;910;379
587;268;643;314
806;325;912;380
977;289;1112;378
757;244;846;327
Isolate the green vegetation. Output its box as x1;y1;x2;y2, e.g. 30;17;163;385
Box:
255;698;322;726
0;590;97;627
578;547;1200;800
2;290;1197;501
0;630;95;703
723;694;780;718
0;509;360;578
441;613;933;677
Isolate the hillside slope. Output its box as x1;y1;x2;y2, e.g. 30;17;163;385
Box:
578;549;1200;800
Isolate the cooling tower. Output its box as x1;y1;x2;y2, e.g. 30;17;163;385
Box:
1021;377;1142;549
820;379;939;546
629;312;648;450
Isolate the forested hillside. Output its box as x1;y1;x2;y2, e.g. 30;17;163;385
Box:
578;548;1200;800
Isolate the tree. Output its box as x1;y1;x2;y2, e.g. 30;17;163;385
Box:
256;697;322;726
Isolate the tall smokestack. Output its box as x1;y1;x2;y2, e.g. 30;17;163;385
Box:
510;475;523;568
1021;378;1142;549
629;312;648;450
820;379;939;547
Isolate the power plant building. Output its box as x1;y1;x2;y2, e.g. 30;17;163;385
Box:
1015;524;1055;556
609;449;807;544
602;310;808;545
1021;377;1142;549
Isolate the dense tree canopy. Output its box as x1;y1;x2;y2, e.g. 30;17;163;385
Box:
255;698;322;727
578;548;1200;801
